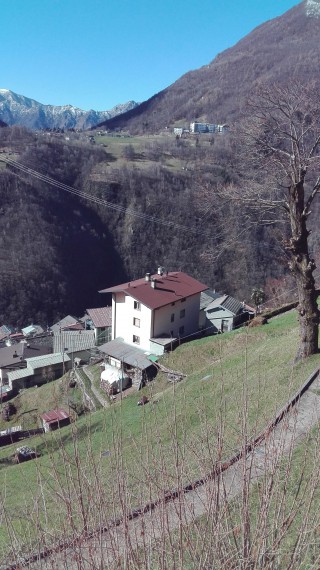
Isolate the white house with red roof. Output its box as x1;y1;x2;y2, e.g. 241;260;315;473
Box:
100;268;208;356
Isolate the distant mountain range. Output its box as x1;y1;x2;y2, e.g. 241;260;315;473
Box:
99;0;320;134
0;89;138;130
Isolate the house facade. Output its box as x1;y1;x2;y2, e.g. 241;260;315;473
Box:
190;122;229;134
100;269;208;355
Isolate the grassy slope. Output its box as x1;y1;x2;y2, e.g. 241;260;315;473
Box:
92;132;212;176
0;375;83;431
0;310;319;560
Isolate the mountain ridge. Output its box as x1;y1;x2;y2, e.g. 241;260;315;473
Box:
0;89;138;130
98;1;320;134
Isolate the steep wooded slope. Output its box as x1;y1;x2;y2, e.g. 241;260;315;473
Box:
100;2;319;133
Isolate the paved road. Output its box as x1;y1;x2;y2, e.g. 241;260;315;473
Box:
5;374;320;569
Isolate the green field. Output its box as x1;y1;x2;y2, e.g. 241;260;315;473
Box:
0;310;319;563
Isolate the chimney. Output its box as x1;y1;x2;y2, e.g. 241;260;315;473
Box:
157;266;164;276
151;278;157;289
145;272;151;282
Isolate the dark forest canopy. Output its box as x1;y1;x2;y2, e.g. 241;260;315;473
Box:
0;126;287;327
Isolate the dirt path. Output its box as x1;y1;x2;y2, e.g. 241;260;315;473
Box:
5;372;320;569
82;365;109;408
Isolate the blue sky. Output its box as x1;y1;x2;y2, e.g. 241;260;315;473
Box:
1;0;300;111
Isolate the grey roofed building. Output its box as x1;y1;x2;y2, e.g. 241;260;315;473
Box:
53;330;95;355
21;324;44;337
99;338;154;371
0;341;52;383
6;367;33;382
200;291;248;334
7;352;71;393
207;294;244;315
199;290;222;311
50;315;84;334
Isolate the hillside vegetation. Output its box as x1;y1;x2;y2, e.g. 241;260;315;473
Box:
0;127;285;326
0;310;319;565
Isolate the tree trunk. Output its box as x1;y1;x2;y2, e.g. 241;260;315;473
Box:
288;182;319;359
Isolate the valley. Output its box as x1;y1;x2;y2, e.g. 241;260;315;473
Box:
1;2;320;567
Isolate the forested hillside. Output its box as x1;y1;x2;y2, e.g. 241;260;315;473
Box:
0;126;285;326
2;1;320;326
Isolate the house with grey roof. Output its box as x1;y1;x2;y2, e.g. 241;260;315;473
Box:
199;291;252;334
7;352;71;394
21;324;44;337
50;315;84;334
0;341;52;384
53;330;95;363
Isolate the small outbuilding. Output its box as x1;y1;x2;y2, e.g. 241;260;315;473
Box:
100;364;131;394
40;408;71;432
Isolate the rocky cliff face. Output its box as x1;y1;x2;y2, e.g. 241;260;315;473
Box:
0;89;138;130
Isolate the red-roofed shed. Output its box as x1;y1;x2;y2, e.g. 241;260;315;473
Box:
40;409;71;432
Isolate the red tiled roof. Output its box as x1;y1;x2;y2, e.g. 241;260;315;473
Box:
40;409;70;423
100;272;208;310
86;306;112;328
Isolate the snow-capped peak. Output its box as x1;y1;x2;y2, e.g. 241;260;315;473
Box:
306;0;320;17
0;89;138;130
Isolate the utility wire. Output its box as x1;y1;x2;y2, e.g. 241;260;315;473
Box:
2;156;318;260
1;156;208;236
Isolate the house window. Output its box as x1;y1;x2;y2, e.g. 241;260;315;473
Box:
134;301;141;310
133;335;140;344
133;317;140;328
180;309;185;318
171;313;175;322
179;326;184;336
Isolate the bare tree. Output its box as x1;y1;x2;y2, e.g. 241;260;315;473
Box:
225;82;320;358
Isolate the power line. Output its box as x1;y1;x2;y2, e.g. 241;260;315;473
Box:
1;155;317;264
1;156;208;236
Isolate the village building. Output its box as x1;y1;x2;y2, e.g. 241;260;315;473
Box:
7;352;71;394
50;315;84;334
100;269;208;355
98;269;208;391
53;330;96;364
40;409;71;432
0;341;52;384
199;291;254;333
21;324;44;337
85;306;112;345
